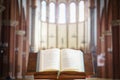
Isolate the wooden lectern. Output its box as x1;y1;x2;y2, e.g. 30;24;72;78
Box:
26;53;94;79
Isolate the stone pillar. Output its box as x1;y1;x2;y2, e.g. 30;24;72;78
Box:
90;7;96;52
16;5;26;79
89;0;97;76
30;0;37;52
16;32;24;79
9;0;18;79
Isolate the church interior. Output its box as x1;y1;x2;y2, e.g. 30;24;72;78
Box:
0;0;120;80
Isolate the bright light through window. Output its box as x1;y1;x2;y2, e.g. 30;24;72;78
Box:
49;2;55;23
41;1;85;23
58;3;66;23
41;1;46;21
70;2;76;23
79;1;84;22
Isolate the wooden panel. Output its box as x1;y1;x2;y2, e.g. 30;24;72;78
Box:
68;24;77;49
78;23;84;49
59;71;86;79
58;24;67;48
48;24;56;48
34;71;58;79
0;15;1;41
84;53;94;75
0;54;3;77
112;0;120;79
84;21;90;50
41;22;47;49
27;53;37;72
34;71;86;79
112;26;120;79
107;53;113;78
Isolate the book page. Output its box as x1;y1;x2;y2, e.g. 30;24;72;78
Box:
60;49;85;72
39;48;60;71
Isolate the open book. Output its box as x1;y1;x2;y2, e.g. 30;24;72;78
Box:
36;48;85;72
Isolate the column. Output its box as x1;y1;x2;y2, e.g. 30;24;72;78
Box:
9;0;18;79
89;0;97;76
16;33;24;79
30;0;37;52
90;0;96;54
16;3;26;79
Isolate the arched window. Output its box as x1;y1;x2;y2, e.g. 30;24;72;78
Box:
79;0;84;22
41;1;46;21
49;2;55;23
70;2;76;23
58;3;66;23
